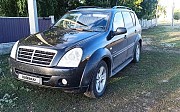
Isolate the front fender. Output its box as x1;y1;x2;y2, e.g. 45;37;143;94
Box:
79;48;112;87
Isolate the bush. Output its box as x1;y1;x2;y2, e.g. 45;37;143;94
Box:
174;11;180;20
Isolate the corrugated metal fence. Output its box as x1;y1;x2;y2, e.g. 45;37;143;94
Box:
0;17;52;43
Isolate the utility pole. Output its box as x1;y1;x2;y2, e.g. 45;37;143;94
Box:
28;0;39;34
171;0;175;26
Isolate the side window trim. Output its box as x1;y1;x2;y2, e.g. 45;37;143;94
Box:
130;12;136;26
121;11;125;27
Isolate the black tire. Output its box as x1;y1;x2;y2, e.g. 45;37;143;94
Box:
133;42;141;63
84;60;108;98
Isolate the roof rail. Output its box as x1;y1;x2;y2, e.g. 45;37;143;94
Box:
112;6;132;10
76;6;102;9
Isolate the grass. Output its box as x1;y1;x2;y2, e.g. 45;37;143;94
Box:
142;25;180;50
0;25;180;112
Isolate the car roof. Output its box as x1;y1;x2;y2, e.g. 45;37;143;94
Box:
71;6;133;13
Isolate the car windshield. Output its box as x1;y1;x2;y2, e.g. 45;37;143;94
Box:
53;11;110;32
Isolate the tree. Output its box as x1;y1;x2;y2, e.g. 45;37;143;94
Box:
174;11;180;21
0;0;28;16
157;4;166;18
83;0;156;19
118;0;143;18
139;0;158;19
0;0;158;20
17;0;28;16
0;0;18;16
36;0;82;19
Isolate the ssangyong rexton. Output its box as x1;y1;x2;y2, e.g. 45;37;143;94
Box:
10;6;142;98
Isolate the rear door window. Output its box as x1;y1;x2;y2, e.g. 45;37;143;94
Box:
122;12;133;28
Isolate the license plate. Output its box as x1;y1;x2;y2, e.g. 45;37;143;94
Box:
18;74;42;84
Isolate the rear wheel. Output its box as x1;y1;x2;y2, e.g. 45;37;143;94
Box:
133;42;141;63
84;60;108;98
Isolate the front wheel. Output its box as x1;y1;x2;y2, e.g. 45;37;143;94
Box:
84;60;108;98
133;42;141;63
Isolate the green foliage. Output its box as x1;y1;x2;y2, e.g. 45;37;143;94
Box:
36;0;83;20
0;0;18;16
0;0;28;16
0;0;158;20
174;11;180;20
157;5;166;18
17;0;28;16
139;0;158;19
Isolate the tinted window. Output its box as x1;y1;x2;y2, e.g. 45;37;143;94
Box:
122;12;133;28
113;12;124;31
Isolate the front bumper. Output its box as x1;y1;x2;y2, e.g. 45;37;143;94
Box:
9;58;88;93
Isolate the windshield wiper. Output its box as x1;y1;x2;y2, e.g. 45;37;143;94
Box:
71;28;93;32
77;21;88;27
52;26;61;28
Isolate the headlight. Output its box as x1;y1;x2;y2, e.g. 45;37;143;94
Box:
57;48;83;67
10;41;19;59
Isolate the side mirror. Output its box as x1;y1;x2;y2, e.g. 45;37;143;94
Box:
114;27;127;36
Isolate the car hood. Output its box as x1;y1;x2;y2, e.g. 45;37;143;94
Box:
19;28;101;49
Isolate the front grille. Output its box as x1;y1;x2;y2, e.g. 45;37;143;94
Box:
17;46;57;66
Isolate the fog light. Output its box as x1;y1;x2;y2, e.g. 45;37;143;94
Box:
10;68;13;73
62;79;67;85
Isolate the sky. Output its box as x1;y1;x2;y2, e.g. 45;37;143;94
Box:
159;0;180;8
159;0;180;21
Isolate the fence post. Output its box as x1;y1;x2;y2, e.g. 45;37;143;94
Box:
155;18;158;26
49;16;55;24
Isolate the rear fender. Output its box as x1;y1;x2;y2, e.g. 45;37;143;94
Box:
134;33;142;51
135;33;142;46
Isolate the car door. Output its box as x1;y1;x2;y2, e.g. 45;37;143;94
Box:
108;12;127;69
122;11;137;59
